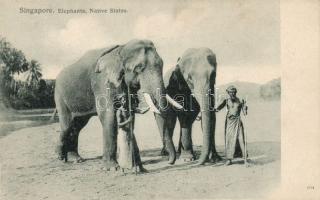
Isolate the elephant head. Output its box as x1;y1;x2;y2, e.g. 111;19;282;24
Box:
94;39;179;112
176;48;217;164
94;40;181;165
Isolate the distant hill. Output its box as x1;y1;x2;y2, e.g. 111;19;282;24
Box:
259;78;281;100
217;78;281;101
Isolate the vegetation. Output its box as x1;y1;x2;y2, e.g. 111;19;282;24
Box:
0;37;55;110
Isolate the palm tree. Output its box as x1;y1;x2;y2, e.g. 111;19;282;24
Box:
0;37;29;100
26;60;42;88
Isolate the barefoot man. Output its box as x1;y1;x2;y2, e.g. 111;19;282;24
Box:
215;86;248;166
116;93;149;172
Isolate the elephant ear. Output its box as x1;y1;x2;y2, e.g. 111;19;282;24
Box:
167;65;191;93
177;56;194;89
95;45;125;87
207;54;217;68
207;54;217;86
95;45;120;73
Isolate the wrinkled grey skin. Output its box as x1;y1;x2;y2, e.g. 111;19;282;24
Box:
157;48;221;165
54;39;170;170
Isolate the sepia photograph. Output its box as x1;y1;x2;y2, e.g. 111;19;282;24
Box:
0;0;318;199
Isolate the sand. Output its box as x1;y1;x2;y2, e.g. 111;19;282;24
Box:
0;101;280;200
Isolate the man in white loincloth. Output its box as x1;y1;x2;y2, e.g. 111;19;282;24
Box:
116;93;149;172
215;85;248;166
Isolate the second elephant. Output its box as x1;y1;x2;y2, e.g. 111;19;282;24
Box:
154;48;222;165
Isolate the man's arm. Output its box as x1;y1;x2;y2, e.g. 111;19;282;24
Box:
241;99;248;115
117;109;132;127
134;107;150;114
215;99;227;112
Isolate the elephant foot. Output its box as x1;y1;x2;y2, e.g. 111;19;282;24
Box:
102;159;120;172
210;153;222;163
198;154;209;165
166;157;174;165
56;144;68;162
180;151;195;162
166;152;176;165
160;147;169;156
102;165;120;172
160;146;176;165
68;152;85;163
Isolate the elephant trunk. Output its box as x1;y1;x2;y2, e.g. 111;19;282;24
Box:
140;73;176;164
154;112;176;164
152;79;176;164
140;74;168;113
198;109;215;164
194;82;215;165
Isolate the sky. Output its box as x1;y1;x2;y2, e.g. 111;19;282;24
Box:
0;0;280;84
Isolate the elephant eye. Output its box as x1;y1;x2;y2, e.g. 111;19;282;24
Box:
134;63;145;73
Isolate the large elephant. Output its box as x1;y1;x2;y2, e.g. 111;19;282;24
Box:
54;39;179;170
155;48;221;165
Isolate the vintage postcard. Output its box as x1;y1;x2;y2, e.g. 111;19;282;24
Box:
0;0;319;199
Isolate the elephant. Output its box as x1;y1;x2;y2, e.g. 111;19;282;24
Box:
154;48;222;165
54;39;181;170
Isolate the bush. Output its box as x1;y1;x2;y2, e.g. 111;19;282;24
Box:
10;79;55;110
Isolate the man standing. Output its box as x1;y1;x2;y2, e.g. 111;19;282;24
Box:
215;86;248;165
116;93;149;172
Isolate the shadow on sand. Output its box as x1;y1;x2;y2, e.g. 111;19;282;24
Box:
48;141;279;175
138;141;280;174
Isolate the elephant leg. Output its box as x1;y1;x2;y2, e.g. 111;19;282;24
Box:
57;127;72;162
56;103;72;162
67;115;91;163
158;114;176;157
99;111;119;171
160;146;169;156
177;112;198;161
177;129;182;154
166;115;177;164
160;119;176;156
154;113;177;164
178;125;195;161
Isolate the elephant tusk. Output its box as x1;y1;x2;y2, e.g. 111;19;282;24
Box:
166;94;183;110
143;93;161;114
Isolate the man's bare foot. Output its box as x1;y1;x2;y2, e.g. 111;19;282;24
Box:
119;165;148;174
137;165;148;173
